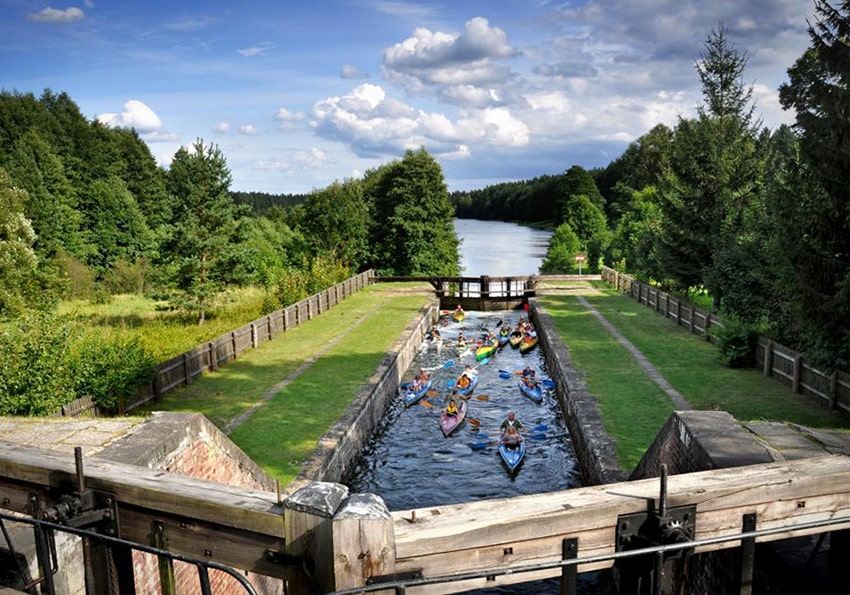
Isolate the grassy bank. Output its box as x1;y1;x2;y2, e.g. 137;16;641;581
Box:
144;284;431;485
539;283;849;470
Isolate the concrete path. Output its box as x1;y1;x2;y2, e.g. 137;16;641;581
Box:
576;296;692;411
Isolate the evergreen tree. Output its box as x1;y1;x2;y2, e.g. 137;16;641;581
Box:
161;140;245;323
658;24;763;307
776;0;850;367
366;148;459;276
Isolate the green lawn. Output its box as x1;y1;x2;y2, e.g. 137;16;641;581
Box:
539;283;849;470
146;285;430;484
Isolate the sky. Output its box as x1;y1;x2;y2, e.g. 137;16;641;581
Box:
1;0;817;195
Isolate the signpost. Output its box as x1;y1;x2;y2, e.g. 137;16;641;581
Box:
574;254;585;275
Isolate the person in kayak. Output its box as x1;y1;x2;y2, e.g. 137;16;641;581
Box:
500;411;524;433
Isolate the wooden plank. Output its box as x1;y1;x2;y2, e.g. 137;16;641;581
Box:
389;456;850;588
0;442;283;536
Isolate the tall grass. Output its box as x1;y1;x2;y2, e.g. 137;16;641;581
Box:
57;287;268;361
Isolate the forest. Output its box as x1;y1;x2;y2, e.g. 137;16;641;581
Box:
0;3;848;415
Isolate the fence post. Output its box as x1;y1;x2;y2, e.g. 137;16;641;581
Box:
267;314;274;339
208;342;217;371
285;482;348;595
251;323;258;349
704;313;712;341
763;340;773;377
792;355;802;393
332;493;396;591
676;300;682;328
829;371;838;410
183;353;192;385
689;306;695;333
231;331;238;359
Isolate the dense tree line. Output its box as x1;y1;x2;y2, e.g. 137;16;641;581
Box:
0;90;458;414
451;8;850;371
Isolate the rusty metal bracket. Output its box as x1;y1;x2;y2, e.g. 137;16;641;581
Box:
33;446;119;537
366;569;424;585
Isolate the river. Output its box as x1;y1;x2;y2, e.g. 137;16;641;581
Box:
345;219;614;594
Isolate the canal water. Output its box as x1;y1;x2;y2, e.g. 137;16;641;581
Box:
345;220;616;593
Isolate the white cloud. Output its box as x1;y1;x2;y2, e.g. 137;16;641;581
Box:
311;83;535;157
293;148;331;168
27;6;84;23
382;17;520;104
97;100;163;133
213;122;230;134
254;160;293;172
238;43;275;57
341;64;367;79
239;124;258;135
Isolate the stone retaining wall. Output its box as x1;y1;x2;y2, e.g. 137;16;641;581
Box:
292;300;439;490
529;300;629;485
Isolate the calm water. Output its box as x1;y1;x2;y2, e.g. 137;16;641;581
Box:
346;220;615;593
455;219;552;276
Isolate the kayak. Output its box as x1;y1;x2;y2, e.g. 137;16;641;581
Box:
499;438;526;473
518;379;543;403
497;331;510;347
454;372;478;397
452;309;466;322
402;378;432;407
475;341;498;361
519;334;538;354
440;399;467;437
509;331;523;348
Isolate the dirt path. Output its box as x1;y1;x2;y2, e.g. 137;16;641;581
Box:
576;295;692;411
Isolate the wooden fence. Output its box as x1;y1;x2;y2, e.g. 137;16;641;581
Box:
59;270;374;417
600;266;850;415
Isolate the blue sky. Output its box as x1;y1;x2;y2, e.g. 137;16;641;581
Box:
2;1;815;194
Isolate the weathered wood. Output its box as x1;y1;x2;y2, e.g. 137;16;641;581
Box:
0;441;286;578
285;482;349;595
387;456;850;593
332;493;396;591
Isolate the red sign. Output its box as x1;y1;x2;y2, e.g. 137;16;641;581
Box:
574;254;586;262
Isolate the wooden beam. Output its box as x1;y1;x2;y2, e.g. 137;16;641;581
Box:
388;455;850;593
0;441;287;578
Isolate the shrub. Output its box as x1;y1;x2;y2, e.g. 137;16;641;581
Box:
710;316;758;368
71;335;157;414
0;311;78;415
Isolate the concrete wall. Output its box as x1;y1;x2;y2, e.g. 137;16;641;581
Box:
293;301;439;489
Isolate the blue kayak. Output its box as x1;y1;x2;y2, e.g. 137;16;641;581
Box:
402;379;432;407
499;438;526;473
518;379;543;403
454;373;478;397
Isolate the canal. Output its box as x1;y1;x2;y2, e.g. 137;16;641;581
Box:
345;220;615;593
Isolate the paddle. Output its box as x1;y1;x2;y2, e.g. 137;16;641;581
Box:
400;381;412;389
443;360;455;369
541;379;556;389
419;400;434;408
475;394;490;401
498;370;511;379
480;357;489;365
530;431;568;441
447;379;455;388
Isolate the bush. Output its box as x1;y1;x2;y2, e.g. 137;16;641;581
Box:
0;311;78;415
71;335;157;414
710;316;758;368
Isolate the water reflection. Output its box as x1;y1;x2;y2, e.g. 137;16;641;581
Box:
455;219;552;277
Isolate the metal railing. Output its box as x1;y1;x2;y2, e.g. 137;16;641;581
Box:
326;515;850;595
0;510;259;595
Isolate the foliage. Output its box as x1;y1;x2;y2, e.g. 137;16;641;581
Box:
775;0;850;369
0;311;78;415
709;316;759;368
608;186;664;278
366;148;459;276
70;334;156;414
540;223;581;273
271;253;350;307
299;179;369;270
657;24;763;305
160;140;246;323
0;168;40;316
